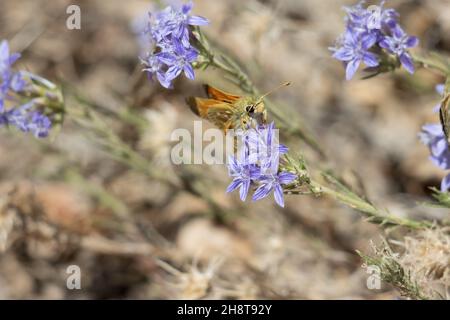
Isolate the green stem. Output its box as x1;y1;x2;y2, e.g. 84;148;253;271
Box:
412;52;450;76
309;180;434;230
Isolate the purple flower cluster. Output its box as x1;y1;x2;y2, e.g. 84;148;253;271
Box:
226;123;297;207
331;1;419;80
0;40;51;138
139;1;209;88
419;124;450;192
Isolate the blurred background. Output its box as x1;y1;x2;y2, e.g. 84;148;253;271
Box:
0;0;449;299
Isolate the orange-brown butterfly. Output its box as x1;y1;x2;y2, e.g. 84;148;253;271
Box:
186;82;290;131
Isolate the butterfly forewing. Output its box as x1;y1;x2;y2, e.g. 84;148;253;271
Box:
204;85;240;103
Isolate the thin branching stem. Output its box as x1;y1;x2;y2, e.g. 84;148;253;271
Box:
310;180;434;230
412;52;450;76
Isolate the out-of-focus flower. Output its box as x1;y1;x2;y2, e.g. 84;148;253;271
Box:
332;30;379;80
0;40;25;108
331;1;418;79
28;112;52;138
365;1;398;31
137;1;209;88
226;122;297;207
0;40;52;138
379;23;419;74
156;39;198;81
141;54;169;88
419;123;450;191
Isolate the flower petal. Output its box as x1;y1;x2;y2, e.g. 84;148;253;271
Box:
183;64;195;80
165;65;182;80
361;33;377;50
157;72;172;89
156;52;176;65
400;53;415;74
406;36;419;48
332;48;353;62
239;179;250;201
278;172;297;185
345;58;361;80
441;174;450;192
226;179;242;194
188;15;210;26
0;41;9;60
252;183;272;202
273;184;285;208
182;1;193;14
363;52;379;67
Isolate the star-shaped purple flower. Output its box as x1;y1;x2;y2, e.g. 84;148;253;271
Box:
156;39;198;84
332;1;418;80
332;30;379;80
379;23;419;74
252;171;297;208
226;154;260;202
138;1;209;89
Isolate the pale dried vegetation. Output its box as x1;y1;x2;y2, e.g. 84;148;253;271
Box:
0;0;449;299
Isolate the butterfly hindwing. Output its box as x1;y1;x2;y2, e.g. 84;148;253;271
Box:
206;104;235;129
186;96;235;130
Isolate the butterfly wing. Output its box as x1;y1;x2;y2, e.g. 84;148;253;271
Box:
186;97;235;130
203;85;240;103
439;93;450;144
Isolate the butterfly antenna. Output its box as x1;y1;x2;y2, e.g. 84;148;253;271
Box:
255;82;291;106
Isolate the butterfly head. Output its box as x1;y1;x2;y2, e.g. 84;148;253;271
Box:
237;96;267;128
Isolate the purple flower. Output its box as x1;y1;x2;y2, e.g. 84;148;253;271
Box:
1;103;51;138
226;154;260;201
332;1;418;79
28;112;52;138
252;171;297;208
365;1;398;31
419;124;450;170
379;23;419;74
156;39;198;83
419;124;450;192
138;1;209;88
332;30;379;80
0;40;20;76
141;54;171;88
0;40;52;138
156;1;209;47
0;40;26;109
246;122;288;173
226;122;297;207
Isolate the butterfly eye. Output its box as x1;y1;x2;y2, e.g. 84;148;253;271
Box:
246;105;255;114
